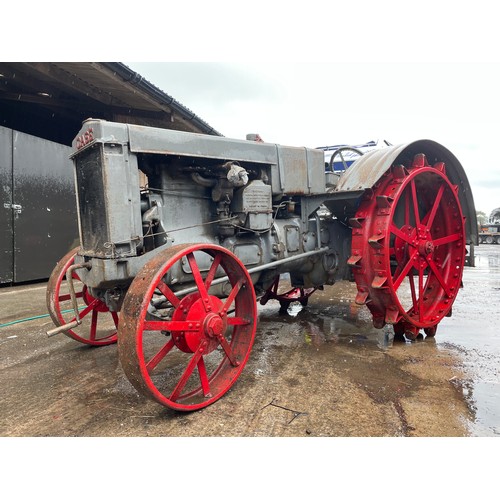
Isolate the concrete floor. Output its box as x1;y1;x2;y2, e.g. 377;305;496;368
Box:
1;245;499;437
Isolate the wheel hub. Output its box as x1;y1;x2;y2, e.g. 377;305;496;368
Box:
204;314;224;338
172;293;225;354
418;239;434;256
395;226;435;263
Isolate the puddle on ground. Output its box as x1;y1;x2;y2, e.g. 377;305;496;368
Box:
437;245;500;437
257;281;470;436
259;281;397;354
254;245;500;436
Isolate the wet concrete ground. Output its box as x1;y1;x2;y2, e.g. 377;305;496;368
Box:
1;245;499;437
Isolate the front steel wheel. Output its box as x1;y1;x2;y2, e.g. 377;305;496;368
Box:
46;247;118;346
118;243;257;411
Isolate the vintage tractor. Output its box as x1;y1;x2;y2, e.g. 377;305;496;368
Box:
46;119;477;411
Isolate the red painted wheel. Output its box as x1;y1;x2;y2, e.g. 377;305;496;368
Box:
46;247;118;346
118;243;257;411
349;153;466;339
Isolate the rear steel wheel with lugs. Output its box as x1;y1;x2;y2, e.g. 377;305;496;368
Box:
118;243;257;411
349;153;466;340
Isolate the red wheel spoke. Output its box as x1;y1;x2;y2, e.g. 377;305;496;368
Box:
146;338;175;374
221;278;244;314
197;357;211;397
169;346;205;402
111;312;119;328
205;253;222;290
143;320;199;332
393;248;418;290
217;334;239;366
157;281;180;308
187;253;211;310
90;309;98;341
433;232;462;247
76;299;99;320
227;316;251;326
390;223;415;246
424;184;445;229
410;180;421;226
426;256;452;297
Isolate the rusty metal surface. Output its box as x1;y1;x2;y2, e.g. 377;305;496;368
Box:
74;141;142;259
334;140;477;243
335;145;402;192
277;146;308;194
129;121;325;194
276;146;326;195
128;122;279;163
73;119;326;197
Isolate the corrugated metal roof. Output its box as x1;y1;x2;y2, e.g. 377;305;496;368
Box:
97;62;222;135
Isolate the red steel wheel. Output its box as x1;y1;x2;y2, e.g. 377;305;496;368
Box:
46;247;118;346
118;243;257;411
349;153;466;339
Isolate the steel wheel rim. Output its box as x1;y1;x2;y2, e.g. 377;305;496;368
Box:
46;247;118;346
119;243;257;411
351;154;466;333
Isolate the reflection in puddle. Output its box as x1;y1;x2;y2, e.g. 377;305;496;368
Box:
262;295;395;352
286;302;303;317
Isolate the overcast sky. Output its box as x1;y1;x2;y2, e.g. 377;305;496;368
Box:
126;62;500;217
